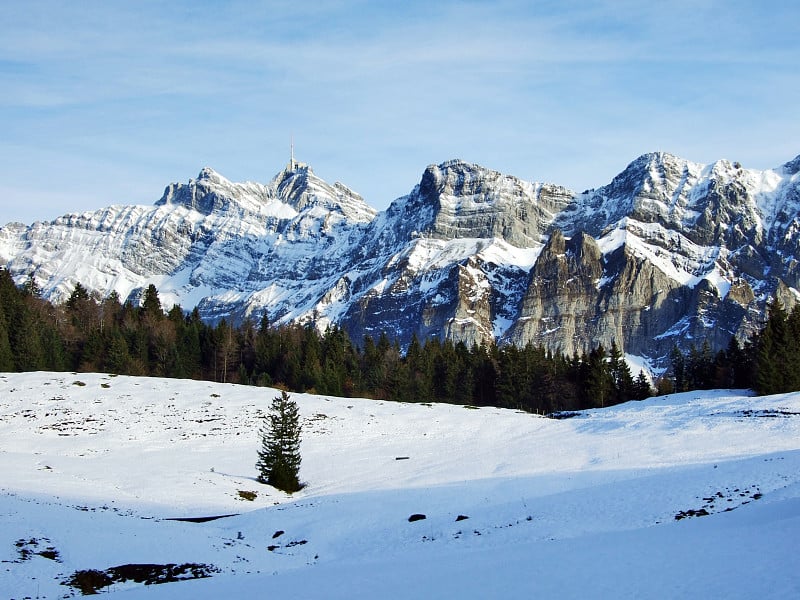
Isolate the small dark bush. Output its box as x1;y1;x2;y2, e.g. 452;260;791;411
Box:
63;563;218;594
38;548;60;561
548;411;581;420
65;569;113;594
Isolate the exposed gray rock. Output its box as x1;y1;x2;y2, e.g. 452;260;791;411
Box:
416;160;572;246
2;152;799;369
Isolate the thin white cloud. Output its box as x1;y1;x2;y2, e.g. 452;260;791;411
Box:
0;1;798;223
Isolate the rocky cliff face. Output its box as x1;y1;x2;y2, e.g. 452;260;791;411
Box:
2;152;799;369
512;151;800;361
416;159;572;246
332;160;569;346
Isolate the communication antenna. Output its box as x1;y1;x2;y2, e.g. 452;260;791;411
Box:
290;136;295;171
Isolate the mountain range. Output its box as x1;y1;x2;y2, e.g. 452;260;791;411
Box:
2;151;799;368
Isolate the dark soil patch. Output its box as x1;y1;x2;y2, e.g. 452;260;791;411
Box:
64;569;113;594
38;548;60;561
14;537;60;563
674;508;710;520
736;409;800;418
63;562;218;594
676;484;764;521
267;537;307;552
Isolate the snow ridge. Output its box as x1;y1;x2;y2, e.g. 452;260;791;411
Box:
2;152;800;365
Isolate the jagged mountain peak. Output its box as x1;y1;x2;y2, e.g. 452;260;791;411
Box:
3;150;800;369
557;151;742;238
156;167;274;216
195;166;228;183
623;151;684;172
781;154;800;176
420;159;501;192
582;151;689;198
154;163;376;225
419;159;542;200
271;163;376;224
406;159;573;246
606;151;699;197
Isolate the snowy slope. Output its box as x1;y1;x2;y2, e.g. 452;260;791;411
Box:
1;372;798;598
2;150;800;367
0;164;377;323
557;152;800;297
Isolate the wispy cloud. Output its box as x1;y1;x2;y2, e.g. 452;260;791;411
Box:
1;1;798;223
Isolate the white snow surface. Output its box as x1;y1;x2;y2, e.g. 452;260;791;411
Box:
1;372;799;598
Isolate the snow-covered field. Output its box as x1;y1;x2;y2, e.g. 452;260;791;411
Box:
1;372;798;598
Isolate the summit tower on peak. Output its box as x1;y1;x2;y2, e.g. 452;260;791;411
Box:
287;137;308;172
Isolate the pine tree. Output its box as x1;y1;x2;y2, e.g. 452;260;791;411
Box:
586;344;613;408
633;370;652;400
66;282;90;312
756;297;788;394
608;340;634;404
785;305;800;390
670;345;686;392
106;332;132;374
0;305;14;371
141;284;163;320
256;390;302;493
724;336;750;389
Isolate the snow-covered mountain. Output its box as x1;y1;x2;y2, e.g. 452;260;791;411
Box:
1;372;799;598
2;153;799;366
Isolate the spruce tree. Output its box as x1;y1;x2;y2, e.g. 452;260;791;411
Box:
670;346;686;392
141;284;163;320
756;297;787;394
608;340;634;403
785;305;800;390
256;390;302;493
0;306;13;371
633;370;652;400
586;345;613;408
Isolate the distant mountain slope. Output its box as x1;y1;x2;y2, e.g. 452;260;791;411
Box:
2;152;799;366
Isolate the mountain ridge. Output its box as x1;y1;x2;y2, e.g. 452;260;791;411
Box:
2;152;799;368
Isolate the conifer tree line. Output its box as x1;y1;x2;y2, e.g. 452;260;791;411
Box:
0;268;797;408
664;298;800;396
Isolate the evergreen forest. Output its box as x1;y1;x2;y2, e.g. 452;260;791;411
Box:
1;268;797;413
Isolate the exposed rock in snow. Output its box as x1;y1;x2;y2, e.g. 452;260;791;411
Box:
2;152;799;366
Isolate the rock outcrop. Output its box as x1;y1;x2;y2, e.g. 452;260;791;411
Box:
2;152;799;369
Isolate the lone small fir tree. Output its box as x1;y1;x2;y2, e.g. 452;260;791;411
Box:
256;390;302;493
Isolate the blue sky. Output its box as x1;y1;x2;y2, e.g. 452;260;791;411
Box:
2;0;799;224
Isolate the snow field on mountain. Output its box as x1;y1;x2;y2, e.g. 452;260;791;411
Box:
5;153;800;366
0;372;799;598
